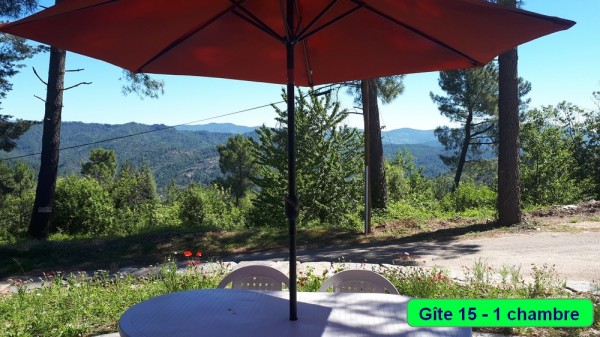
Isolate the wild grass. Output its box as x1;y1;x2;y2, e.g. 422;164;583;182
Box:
3;260;595;337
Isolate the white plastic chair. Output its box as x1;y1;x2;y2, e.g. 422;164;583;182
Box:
217;265;289;291
318;269;400;294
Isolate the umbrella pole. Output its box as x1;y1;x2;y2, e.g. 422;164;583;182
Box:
285;0;298;322
286;65;298;322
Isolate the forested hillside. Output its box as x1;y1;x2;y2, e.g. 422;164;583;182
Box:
2;122;446;189
2;122;231;188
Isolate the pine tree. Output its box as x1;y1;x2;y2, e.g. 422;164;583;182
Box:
347;76;404;211
215;134;256;206
431;63;498;190
251;89;363;227
0;2;40;153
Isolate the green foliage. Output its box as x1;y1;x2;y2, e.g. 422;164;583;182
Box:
215;134;256;205
52;176;115;236
431;63;500;171
378;153;497;224
0;27;41;169
345;75;405;104
386;150;436;205
108;162;163;234
0;114;38;153
119;70;165;99
81;148;117;185
111;162;158;211
179;183;244;230
0;161;35;241
385;267;458;298
571;97;600;198
374;201;440;224
1;260;584;337
441;181;496;213
251;89;363;228
0;268;221;337
431;62;530;188
0;160;16;198
520;105;586;206
0;0;37;18
0;190;34;240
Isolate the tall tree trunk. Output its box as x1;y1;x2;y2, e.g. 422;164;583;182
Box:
497;15;522;226
362;79;388;210
453;111;474;192
28;44;66;239
360;80;372;232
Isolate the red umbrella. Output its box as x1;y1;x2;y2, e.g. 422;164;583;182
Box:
1;0;574;320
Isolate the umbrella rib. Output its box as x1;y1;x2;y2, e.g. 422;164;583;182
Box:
136;2;247;73
297;5;362;43
4;0;116;28
464;0;575;26
230;0;284;43
300;39;314;86
231;11;283;42
298;0;339;38
349;0;482;66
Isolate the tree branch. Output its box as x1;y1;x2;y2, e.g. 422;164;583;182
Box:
470;141;497;145
32;67;48;86
34;95;46;103
471;120;494;127
65;68;85;72
470;123;495;138
62;81;92;91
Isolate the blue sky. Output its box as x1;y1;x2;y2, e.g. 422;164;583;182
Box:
2;0;599;131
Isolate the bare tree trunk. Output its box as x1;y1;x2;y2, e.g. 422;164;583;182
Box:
360;80;372;232
363;79;388;210
497;43;522;226
453;111;474;192
28;45;66;239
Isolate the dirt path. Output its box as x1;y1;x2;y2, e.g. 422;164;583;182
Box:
229;229;600;283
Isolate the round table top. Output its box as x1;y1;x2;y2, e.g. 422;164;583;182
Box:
119;289;471;337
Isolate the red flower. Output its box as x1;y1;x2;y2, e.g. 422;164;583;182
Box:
196;251;202;257
184;250;192;257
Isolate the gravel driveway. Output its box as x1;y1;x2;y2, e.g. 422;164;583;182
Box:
229;230;600;283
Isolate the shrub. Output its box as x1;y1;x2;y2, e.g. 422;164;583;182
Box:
179;184;244;230
52;176;115;235
0;161;36;241
520;105;588;206
441;181;496;212
386;151;436;205
0;190;34;241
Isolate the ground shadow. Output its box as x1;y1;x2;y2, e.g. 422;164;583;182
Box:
0;221;497;280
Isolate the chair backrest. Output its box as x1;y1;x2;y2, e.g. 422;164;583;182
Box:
217;265;289;291
318;269;399;294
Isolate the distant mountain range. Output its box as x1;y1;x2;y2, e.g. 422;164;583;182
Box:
3;122;447;189
383;128;441;147
176;123;258;134
178;123;441;147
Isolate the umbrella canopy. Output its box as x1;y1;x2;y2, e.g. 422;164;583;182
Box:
1;0;574;321
1;0;573;86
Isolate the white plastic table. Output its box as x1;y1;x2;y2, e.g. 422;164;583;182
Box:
119;289;471;337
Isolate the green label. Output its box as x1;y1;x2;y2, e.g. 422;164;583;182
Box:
407;299;594;327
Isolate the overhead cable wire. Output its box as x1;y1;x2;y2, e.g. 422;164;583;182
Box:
1;100;285;161
2;85;337;162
